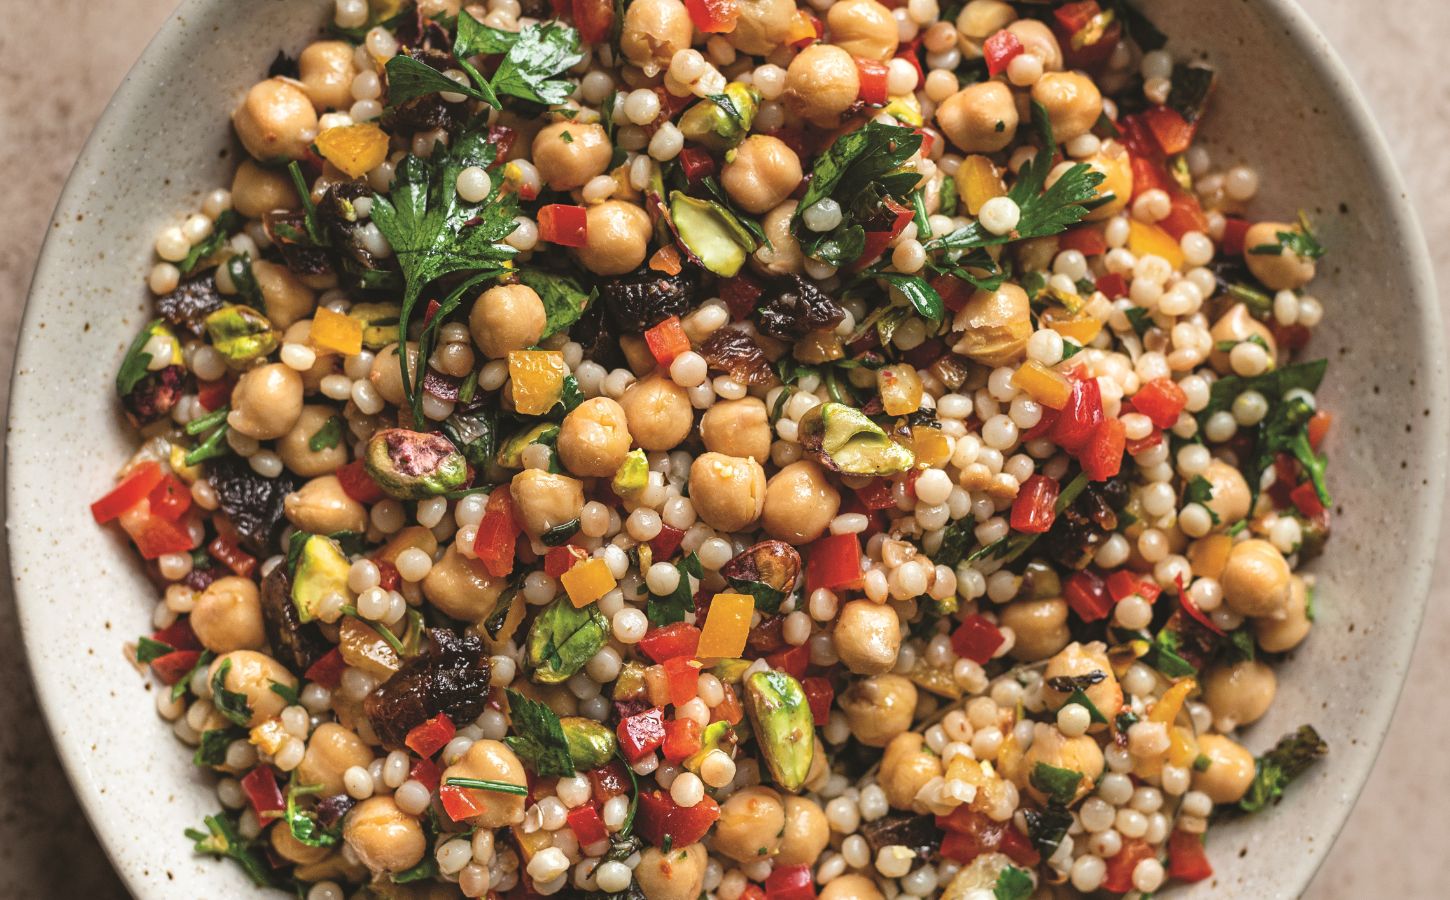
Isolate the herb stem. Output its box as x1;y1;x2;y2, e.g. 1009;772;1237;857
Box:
825;367;847;405
184;422;232;466
444;777;529;796
185;405;230;435
910;189;931;239
287;161;326;245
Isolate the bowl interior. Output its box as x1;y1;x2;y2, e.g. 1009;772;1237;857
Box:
8;0;1444;897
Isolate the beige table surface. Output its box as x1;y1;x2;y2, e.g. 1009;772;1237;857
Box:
0;1;1445;897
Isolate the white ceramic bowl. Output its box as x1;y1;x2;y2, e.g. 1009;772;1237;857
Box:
8;0;1445;896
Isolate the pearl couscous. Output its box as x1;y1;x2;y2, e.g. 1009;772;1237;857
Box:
97;0;1334;896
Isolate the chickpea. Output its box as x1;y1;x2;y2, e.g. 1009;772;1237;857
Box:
285;475;369;535
620;374;695;451
297;723;373;796
1082;138;1133;221
713;786;785;862
1005;18;1062;71
621;0;693;75
297;40;358;111
1244;221;1317;291
343;797;426;875
777;797;830;866
232;78;318;162
1020;722;1104;804
207;650;297;728
722;136;803;216
271;820;330;865
826;0;899;61
936;81;1019;154
1192;733;1256;804
368;342;417;407
1031;72;1102;143
1000;598;1071;662
277;405;349;477
439;740;528;827
1221;539;1291;619
839;674;918;747
833;599;901;675
251;260;317;330
509;469;586;539
729;0;797;55
1203;659;1277;730
688;452;766;533
228;363;303;440
879;731;943;811
1208;303;1278;374
558;397;633;477
951;282;1031;365
419;545;503;622
635;843;708;900
575;200;652;276
467;283;546;360
955;1;1016;43
1255;575;1312;652
533;122;613;192
1042;641;1123;721
753;200;805;276
231;159;300;219
819;875;886;900
190;576;266;654
761;460;840;544
1199;459;1251;528
783;44;860;129
700;397;772;463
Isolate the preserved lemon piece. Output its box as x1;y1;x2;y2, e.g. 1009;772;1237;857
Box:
315;123;390;178
1127;219;1185;269
309;307;363;356
960;155;1006;215
1010;360;1073;409
508;350;567;415
877;363;923;416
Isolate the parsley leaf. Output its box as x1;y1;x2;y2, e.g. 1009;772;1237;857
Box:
1183;475;1219;523
1248;210;1326;260
1239;724;1328;813
795;122;923;217
994;866;1035;900
393;858;441;884
136;635;174;665
646;552;703;626
116;319;165;397
515;268;595;339
308;415;345;452
489;21;586;106
284;781;340;847
210;659;254;727
504;689;576;777
874;272;944;323
1029;762;1083;805
185;812;274;887
179;210;244;276
192;729;235;767
1125;306;1152;336
171;650;215;701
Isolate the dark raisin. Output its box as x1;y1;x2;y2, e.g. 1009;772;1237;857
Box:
754;275;845;340
364;628;491;750
699;326;777;387
599;267;698;332
156;274;224;337
208;456;300;555
859;813;940;860
259;564;329;672
262;210;331;276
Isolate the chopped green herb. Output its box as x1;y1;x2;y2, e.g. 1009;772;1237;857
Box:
192;729;234;767
1248;210;1326;260
136;635;174;665
444;776;530;795
1029;762;1083;805
307;415;345;452
646;552;703;626
179;210;244;276
210;659;253;727
171;650;215;702
283;780;340;848
994;866;1035;900
1239;724;1327;813
185;812;273;887
504;689;576;777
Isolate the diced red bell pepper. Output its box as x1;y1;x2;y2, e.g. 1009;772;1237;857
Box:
651;524;686;560
538;204;589;247
1307;409;1332;451
711;683;744;725
1129;154;1174;200
1106;569;1161;605
209;533;257;578
152;618;202;651
802;676;834;725
1177;573;1225;636
567;803;609;846
1023;406;1061;443
1010;474;1060;534
617;707;667;761
855;478;897;511
1220;216;1252;255
589;761;632;803
335;459;386;504
1058;225;1107;257
997;825;1042;868
440;783;484;822
92;461;165;524
127;511;196;560
938;808;1041;865
1095;271;1129;299
1050;377;1104;453
765;864;816;900
765;643;811;680
940;830;985;865
1065;569;1113;622
1103;838;1156;893
1116;114;1159;161
662;656;700;706
720;274;764;321
951;615;1005;665
853;196;914;270
196;378;231;411
982;29;1024;77
405;713;456;758
410;756;442;793
741;887;767;900
805;533;862;594
375;559;401;592
1052;0;1101;33
854;57;889;105
788;11;823;49
636;790;721;846
1168;829;1214;883
1125;430;1163;456
1141;105;1198;156
544;544;590;578
1081;418;1126;482
240;767;285;820
639;623;702;663
684;0;738;31
1060;17;1120;69
678;147;716;183
662;718;703;763
1158;191;1211;240
572;0;615;43
474;491;519;578
1132;377;1187;429
304;648;346;689
148;474;192;521
644;316;692;367
151;649;202;685
929;273;975;313
1290;480;1327;520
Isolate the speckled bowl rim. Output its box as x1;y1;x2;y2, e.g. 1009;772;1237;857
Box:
8;0;1445;897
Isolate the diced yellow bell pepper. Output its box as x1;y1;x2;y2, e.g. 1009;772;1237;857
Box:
1127;219;1185;270
314;123;391;179
512;824;553;863
561;558;616;609
878;363;923;416
1187;533;1233;579
908;426;952;468
249;718;288;756
883;93;923;127
1041;307;1104;344
961;155;1007;215
1010;360;1073;410
508;350;567;415
309;307;364;356
697;592;754;659
1150;677;1197;725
